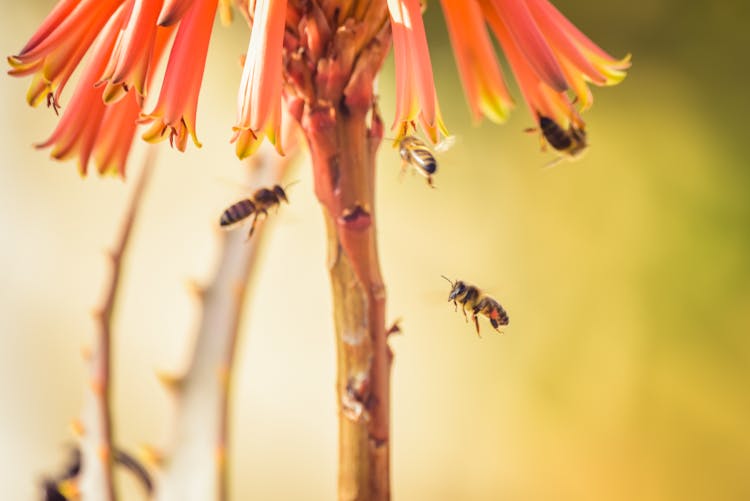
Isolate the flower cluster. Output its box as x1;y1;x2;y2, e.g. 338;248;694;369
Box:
8;0;629;175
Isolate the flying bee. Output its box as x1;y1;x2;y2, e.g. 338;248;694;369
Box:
539;115;587;157
396;135;455;188
526;115;587;166
441;276;509;336
219;184;290;238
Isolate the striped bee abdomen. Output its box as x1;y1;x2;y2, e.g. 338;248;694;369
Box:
409;148;437;174
220;198;256;227
539;116;572;151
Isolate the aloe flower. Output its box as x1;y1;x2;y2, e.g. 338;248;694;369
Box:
10;1;629;499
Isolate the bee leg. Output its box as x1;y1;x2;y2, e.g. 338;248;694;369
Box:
472;312;482;338
246;213;260;239
427;175;435;189
452;300;458;312
460;304;468;322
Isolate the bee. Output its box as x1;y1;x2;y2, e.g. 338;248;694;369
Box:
525;115;587;167
538;115;587;157
219;184;290;238
441;276;509;336
397;135;455;188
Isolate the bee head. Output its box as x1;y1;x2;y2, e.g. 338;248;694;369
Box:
272;185;288;203
448;281;466;301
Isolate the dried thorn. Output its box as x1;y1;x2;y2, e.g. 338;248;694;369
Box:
70;419;85;438
231;280;245;300
104;248;119;262
215;445;227;469
216;365;230;389
80;344;92;361
185;278;207;299
89;378;105;396
139;445;164;468
338;204;371;231
98;444;111;464
385;318;402;337
155;370;184;393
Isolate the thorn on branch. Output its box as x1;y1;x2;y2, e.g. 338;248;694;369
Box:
155;370;184;394
185;278;207;300
338;204;371;231
385;319;402;337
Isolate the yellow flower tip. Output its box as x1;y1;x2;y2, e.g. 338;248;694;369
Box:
141;120;167;144
591;53;632;86
232;127;262;160
98;163;124;178
77;161;89;178
101;81;127;105
6;55;25;72
188;129;203;149
479;93;514;124
392;120;416;144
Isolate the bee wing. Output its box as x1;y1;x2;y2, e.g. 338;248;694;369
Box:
434;135;457;153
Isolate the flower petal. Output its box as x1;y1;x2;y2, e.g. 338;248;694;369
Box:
440;0;513;123
488;0;567;92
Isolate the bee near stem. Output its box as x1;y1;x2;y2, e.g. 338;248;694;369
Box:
219;183;291;239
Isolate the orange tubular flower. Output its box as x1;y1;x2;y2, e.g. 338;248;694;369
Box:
36;10;173;176
10;0;629;170
34;5;129;175
477;0;630;133
232;0;287;159
439;0;513;124
140;0;218;151
387;0;448;142
8;0;124;112
98;0;166;104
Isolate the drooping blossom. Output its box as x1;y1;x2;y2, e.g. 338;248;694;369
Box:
231;0;287;159
8;0;222;175
386;0;448;142
140;0;219;151
10;0;629;174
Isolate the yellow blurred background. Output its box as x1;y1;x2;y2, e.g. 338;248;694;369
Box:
2;0;749;499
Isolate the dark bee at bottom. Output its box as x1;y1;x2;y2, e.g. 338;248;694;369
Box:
220;184;289;238
442;276;509;336
538;115;587;157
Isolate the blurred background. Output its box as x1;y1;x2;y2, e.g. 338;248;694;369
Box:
2;0;749;499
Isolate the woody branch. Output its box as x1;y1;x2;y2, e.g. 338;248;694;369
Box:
284;3;394;499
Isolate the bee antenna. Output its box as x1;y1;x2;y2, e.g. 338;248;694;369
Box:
283;180;300;191
440;275;454;285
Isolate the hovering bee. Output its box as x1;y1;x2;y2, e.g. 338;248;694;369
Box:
539;115;587;157
220;184;290;238
441;276;509;336
526;115;587;166
397;135;455;188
